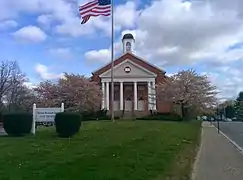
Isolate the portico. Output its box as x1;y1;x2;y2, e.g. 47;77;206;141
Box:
101;79;157;111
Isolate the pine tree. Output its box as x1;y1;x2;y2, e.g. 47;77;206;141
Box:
234;92;243;121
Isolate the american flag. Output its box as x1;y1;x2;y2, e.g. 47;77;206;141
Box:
79;0;111;24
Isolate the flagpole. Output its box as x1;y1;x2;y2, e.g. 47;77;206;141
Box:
111;0;115;122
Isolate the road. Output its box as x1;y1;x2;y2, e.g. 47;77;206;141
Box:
215;121;243;149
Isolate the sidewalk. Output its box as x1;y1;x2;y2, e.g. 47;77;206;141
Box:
192;122;243;180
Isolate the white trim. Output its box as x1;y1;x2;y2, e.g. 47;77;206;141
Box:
106;82;109;110
101;77;155;83
148;81;152;110
101;82;105;109
152;81;156;110
99;59;157;77
92;52;165;75
134;82;138;110
120;82;123;110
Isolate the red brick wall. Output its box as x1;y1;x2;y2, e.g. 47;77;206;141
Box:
157;101;173;113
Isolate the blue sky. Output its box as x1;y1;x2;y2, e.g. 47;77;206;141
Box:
0;0;143;79
0;0;243;99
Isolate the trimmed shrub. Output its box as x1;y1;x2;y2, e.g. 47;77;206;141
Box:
3;112;33;136
55;112;82;137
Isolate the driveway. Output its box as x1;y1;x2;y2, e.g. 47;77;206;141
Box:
215;121;243;149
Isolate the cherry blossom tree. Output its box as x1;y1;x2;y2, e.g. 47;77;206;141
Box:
34;73;102;112
156;69;218;120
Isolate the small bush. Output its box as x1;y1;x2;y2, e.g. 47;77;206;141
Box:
3;112;33;136
55;112;82;137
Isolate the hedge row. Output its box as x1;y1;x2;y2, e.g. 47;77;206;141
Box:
136;113;182;121
82;109;121;121
82;109;109;120
1;112;82;138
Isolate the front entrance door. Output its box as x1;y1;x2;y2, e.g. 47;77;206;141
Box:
125;97;132;111
138;97;145;111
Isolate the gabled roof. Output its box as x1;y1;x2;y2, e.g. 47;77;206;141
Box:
92;52;166;76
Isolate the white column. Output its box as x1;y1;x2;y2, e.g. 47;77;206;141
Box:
147;82;151;110
102;82;105;109
134;82;138;110
120;82;123;110
106;82;109;110
152;81;156;110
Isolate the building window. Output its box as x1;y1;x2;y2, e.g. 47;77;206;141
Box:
124;66;131;73
126;42;131;51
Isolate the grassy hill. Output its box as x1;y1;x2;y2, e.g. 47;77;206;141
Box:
0;120;201;180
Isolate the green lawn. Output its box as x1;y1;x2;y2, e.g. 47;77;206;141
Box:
0;120;201;180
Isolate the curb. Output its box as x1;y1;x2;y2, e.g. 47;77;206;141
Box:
191;124;203;180
213;124;243;156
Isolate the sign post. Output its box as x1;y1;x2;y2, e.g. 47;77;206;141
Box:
32;103;36;135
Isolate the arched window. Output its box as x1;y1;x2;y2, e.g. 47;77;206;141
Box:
126;42;131;51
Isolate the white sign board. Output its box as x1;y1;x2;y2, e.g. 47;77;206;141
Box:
35;108;63;122
32;103;64;135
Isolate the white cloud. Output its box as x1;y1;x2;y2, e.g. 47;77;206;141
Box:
84;41;121;64
0;0;140;37
201;64;243;99
35;63;64;80
84;0;243;67
37;14;53;27
23;82;37;89
49;48;72;59
12;26;47;43
85;49;110;64
114;1;139;31
128;0;243;66
55;1;139;37
0;20;18;30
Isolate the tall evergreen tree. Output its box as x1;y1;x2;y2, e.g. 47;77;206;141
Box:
235;92;243;121
225;105;235;118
